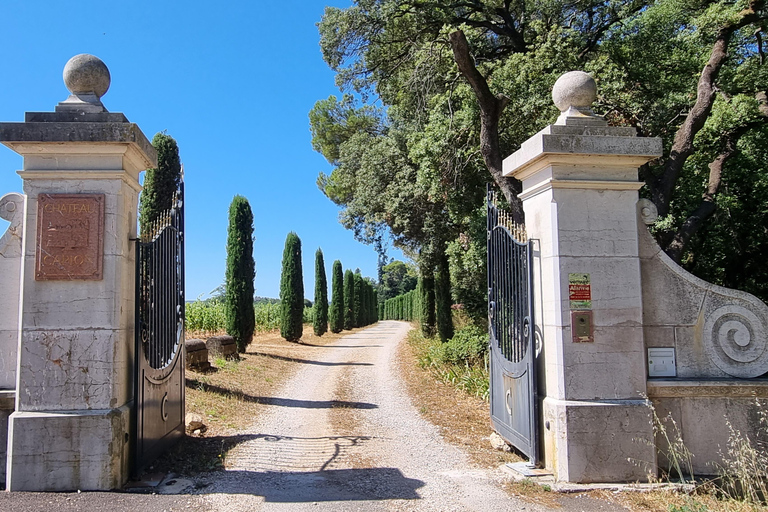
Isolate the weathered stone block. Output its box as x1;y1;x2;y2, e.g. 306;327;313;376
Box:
543;397;655;483
6;405;131;491
0;391;14;487
206;335;238;359
648;381;768;476
185;338;210;370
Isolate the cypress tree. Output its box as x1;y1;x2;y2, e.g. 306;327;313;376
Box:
368;284;375;325
139;132;182;232
365;282;372;325
435;252;454;342
313;248;329;336
418;268;436;336
224;196;255;353
343;269;355;330
329;260;344;333
280;232;304;341
353;271;364;327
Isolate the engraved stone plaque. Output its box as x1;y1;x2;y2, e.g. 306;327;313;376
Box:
36;193;104;280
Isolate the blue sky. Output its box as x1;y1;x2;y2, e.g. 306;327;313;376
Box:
0;0;404;300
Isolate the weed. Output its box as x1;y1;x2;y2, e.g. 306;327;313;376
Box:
409;329;490;400
668;498;708;512
714;399;768;506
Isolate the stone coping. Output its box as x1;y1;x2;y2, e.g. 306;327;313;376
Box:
0;120;157;168
0;390;16;409
647;379;768;398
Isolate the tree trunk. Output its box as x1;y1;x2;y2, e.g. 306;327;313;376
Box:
449;29;524;224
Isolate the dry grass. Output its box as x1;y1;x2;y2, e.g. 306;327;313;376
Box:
602;488;768;512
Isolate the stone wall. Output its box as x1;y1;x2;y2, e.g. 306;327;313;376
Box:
639;212;768;475
0;192;22;486
0;192;23;390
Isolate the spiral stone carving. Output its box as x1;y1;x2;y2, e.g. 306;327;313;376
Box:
703;305;768;378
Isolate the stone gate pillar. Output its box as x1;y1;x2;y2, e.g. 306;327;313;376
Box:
0;55;156;491
503;72;662;482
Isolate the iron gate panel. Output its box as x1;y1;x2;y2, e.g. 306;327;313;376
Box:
134;181;185;474
487;186;538;464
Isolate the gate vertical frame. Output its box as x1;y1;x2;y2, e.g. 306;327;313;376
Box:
487;184;539;465
132;178;186;476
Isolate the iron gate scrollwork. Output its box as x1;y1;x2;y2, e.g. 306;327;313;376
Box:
487;185;539;464
134;179;185;474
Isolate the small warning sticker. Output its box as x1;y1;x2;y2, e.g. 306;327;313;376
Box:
568;273;592;309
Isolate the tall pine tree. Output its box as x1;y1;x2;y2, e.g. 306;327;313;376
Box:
343;269;355;330
280;232;304;342
313;248;328;336
225;196;255;353
329;260;344;333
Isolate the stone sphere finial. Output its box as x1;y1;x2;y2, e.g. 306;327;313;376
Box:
63;54;111;99
552;71;596;113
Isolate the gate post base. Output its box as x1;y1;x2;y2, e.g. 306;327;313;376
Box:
542;397;656;483
6;404;131;491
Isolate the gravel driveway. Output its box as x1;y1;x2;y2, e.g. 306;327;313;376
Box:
191;320;624;511
0;321;625;511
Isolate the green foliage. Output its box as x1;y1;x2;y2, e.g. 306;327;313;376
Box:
378;260;418;302
343;269;355;330
313;248;329;336
310;94;382;165
329;260;344;333
140;132;182;231
409;330;489;401
353;271;364;327
382;288;419;322
279;232;304;342
446;205;487;325
187;301;280;334
313;0;768;308
303;306;314;325
418;270;436;337
224;196;255;353
434;251;454;342
668;500;708;512
186;300;226;333
438;325;488;367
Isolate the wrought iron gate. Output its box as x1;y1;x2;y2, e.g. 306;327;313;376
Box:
134;181;185;473
487;186;539;464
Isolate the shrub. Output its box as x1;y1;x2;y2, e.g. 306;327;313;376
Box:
280;232;304;341
224;196;255;352
408;329;489;400
313;248;328;336
440;325;488;366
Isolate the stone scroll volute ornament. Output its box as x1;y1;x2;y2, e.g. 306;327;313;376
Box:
0;193;24;258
